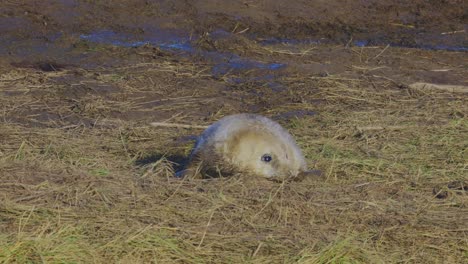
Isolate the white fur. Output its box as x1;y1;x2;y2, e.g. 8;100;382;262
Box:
189;114;308;178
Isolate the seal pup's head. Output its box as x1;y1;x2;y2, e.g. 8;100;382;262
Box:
224;128;306;178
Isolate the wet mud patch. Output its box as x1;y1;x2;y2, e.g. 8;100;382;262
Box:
11;61;67;72
433;180;468;199
78;27;288;91
274;110;317;121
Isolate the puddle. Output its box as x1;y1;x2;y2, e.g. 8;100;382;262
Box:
80;28;192;51
353;40;369;47
210;55;285;76
80;30;149;48
80;28;287;90
79;29;287;73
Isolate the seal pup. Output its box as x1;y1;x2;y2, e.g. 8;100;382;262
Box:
178;113;315;179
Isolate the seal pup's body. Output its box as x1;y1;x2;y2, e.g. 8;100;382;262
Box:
180;114;311;179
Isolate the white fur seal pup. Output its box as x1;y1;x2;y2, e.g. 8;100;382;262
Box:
178;113;315;179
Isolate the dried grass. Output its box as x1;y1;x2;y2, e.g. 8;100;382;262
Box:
0;43;467;263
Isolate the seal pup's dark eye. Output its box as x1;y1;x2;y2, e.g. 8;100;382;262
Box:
261;154;272;163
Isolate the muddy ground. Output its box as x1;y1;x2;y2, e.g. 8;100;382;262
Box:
0;1;467;263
